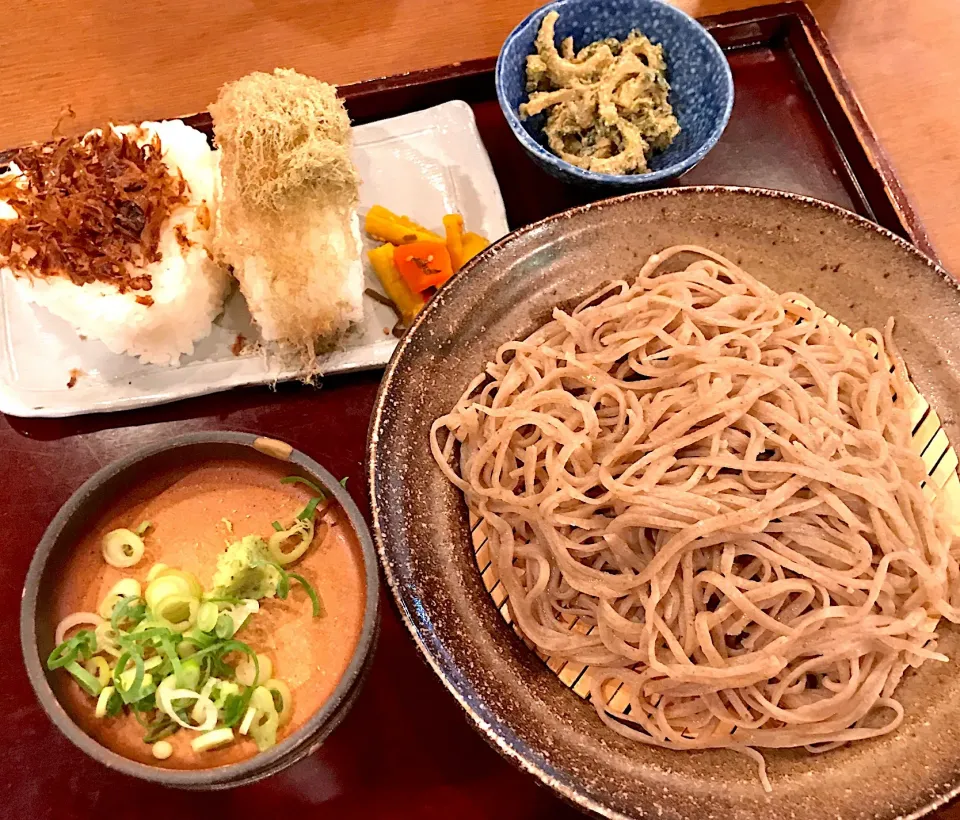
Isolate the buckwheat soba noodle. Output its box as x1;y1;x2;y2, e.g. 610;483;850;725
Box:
430;245;960;790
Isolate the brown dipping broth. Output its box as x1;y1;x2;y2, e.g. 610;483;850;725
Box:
51;456;367;769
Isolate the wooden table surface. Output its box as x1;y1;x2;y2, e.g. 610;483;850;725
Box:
2;0;959;272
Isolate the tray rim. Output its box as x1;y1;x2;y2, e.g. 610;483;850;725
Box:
327;1;935;263
700;1;937;263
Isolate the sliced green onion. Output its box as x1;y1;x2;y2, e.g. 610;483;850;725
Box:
146;562;170;582
119;668;154;699
142;655;164;672
54;613;102;647
135;521;153;537
339;476;348;488
236;653;271;687
296;496;322;521
153;594;199;633
280;475;326;497
50;552;321;754
178;658;201;690
271;521;283;532
192;727;234;752
102;528;146;568
98;578;143;619
108;691;124;717
85;656;112;686
248;686;279;751
66;660;103;697
214;681;240;709
221;692;250;728
190;639;258;680
118;625;177;647
145;572;202;612
143;716;179;744
289;572;324;618
113;652;145;704
158;687;217;731
275;568;290;599
181;627;218;651
267;518;314;565
192;678;219;723
111;596;146;633
132;703;154;729
131;692;157;712
95;686;116;718
47;629;97;670
265;678;293;727
94;622;121;658
238;705;257;735
196;601;219;633
215;613;235;639
158;635;184;688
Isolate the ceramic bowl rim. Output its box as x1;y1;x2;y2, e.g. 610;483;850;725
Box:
368;185;958;820
494;0;735;185
20;430;380;789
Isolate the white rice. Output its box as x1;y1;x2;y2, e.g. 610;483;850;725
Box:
0;120;231;366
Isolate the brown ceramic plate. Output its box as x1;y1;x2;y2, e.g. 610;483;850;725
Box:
368;187;960;820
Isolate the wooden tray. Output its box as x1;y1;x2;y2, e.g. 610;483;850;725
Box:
4;4;953;819
342;1;935;262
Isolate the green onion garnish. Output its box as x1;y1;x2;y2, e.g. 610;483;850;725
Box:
47;629;97;670
111;596;146;633
159;635;184;688
48;492;326;759
339;476;348;488
113;652;146;704
280;475;326;498
131;694;157;713
117;628;177;651
105;689;124;717
296;496;322;522
221;692;249;728
215;613;235;640
143;716;179;744
66;660;103;696
289;572;324;618
269;559;323;618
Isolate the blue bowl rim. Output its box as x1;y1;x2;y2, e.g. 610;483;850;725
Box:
495;0;734;185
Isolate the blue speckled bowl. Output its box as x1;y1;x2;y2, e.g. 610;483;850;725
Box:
496;0;734;190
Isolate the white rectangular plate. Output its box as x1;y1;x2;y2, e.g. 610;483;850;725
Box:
0;100;509;417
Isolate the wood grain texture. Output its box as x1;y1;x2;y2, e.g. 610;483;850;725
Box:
2;0;957;268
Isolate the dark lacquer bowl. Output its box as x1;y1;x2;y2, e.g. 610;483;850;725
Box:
21;431;380;789
369;187;960;820
496;0;734;191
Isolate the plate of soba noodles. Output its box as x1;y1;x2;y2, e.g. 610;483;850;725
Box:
368;186;960;820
